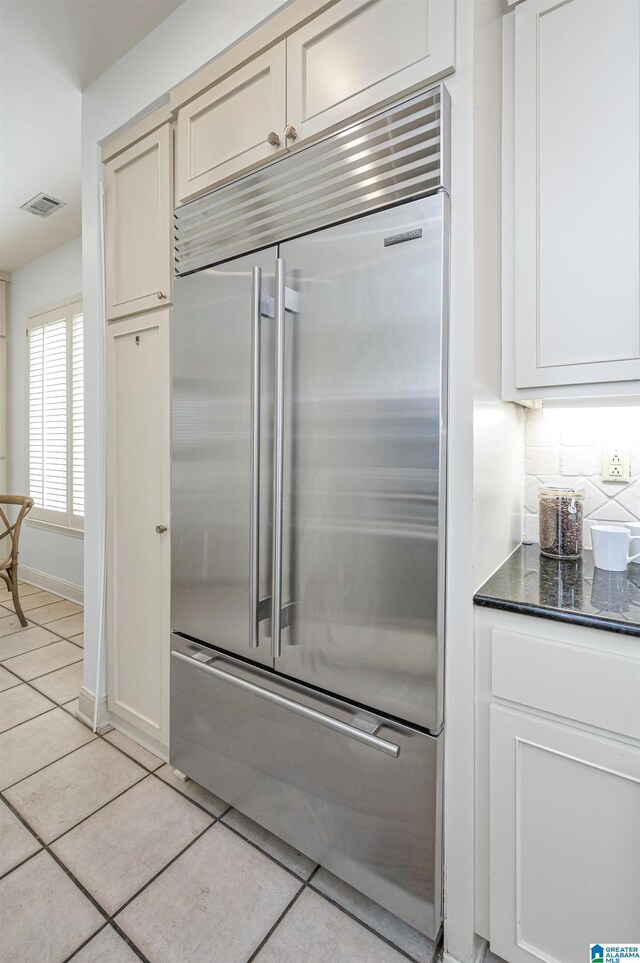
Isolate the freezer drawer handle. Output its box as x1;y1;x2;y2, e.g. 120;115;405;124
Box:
172;650;401;758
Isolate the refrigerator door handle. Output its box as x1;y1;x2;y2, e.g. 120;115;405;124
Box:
250;266;263;648
271;257;286;657
172;650;401;757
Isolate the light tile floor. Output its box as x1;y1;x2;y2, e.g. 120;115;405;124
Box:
0;583;439;963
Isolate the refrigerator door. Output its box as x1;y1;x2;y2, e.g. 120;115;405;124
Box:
278;196;447;731
171;633;442;938
171;249;277;665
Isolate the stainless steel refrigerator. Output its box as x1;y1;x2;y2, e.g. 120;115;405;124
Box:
170;86;448;939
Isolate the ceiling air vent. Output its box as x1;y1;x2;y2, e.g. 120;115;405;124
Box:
20;192;66;218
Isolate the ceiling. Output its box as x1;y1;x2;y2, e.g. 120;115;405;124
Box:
0;0;185;273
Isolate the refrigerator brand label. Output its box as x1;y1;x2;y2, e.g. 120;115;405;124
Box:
384;229;422;247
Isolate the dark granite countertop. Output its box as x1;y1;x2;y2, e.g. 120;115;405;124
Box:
474;543;640;638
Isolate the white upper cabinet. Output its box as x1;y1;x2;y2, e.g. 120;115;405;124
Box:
286;0;455;143
510;0;640;393
174;0;455;205
175;43;287;205
105;125;173;321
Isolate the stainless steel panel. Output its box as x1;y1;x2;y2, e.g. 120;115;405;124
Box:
171;249;277;663
171;634;442;938
277;195;447;731
174;84;449;275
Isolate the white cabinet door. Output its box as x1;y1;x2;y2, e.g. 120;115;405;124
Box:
286;0;455;144
107;310;170;752
513;0;640;389
175;43;286;205
490;705;640;963
105;125;173;321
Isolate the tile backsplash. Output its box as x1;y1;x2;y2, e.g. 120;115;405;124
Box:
524;408;640;549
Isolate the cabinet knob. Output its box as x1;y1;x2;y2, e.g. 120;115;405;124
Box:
284;124;298;142
155;524;168;534
157;291;167;300
267;131;281;147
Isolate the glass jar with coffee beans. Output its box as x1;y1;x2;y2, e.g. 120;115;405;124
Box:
538;486;584;559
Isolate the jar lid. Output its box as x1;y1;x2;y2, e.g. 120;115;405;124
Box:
538;485;584;499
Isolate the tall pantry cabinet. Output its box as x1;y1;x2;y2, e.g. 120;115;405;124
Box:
104;125;172;754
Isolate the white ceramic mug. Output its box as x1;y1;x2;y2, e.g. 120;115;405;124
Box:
591;525;640;572
627;521;640;564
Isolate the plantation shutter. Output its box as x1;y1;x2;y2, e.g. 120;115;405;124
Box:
72;311;84;521
27;299;83;529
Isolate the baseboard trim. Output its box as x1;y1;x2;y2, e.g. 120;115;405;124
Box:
108;714;169;763
78;685;109;731
20;566;83;605
443;935;487;963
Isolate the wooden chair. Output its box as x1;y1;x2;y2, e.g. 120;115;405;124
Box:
0;496;34;627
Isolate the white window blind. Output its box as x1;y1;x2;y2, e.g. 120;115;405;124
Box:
27;299;83;530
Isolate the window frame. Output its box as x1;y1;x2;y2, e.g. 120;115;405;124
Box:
26;294;84;534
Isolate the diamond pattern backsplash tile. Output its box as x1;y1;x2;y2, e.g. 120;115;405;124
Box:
524;409;640;548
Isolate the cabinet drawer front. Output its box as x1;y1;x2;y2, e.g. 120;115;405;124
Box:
287;0;454;143
514;0;640;388
170;637;442;937
491;628;640;739
175;44;286;204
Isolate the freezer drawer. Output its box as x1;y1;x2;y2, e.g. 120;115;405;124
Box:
170;635;442;938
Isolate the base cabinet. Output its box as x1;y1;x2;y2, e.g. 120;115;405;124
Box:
476;609;640;962
490;705;640;963
107;310;170;752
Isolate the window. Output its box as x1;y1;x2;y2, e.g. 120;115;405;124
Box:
27;298;83;531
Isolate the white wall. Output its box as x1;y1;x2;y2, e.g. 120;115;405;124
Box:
80;0;288;712
9;237;84;591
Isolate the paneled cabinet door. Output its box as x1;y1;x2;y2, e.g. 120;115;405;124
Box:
489;705;640;963
175;43;286;205
107;310;170;752
513;0;640;388
286;0;455;144
105;125;173;321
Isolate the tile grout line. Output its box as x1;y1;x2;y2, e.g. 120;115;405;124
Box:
215;810;319;884
0;703;60;736
245;882;307;963
112;820;220;920
2;655;84;686
1;594;76;616
61;922;110;962
0;727;99;793
0;791;152;963
45;773;152;847
148;768;232;821
305;879;430;963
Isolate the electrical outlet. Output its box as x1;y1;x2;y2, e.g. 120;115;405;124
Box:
602;446;630;483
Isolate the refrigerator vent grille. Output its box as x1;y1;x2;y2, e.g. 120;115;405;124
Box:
174;83;449;275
